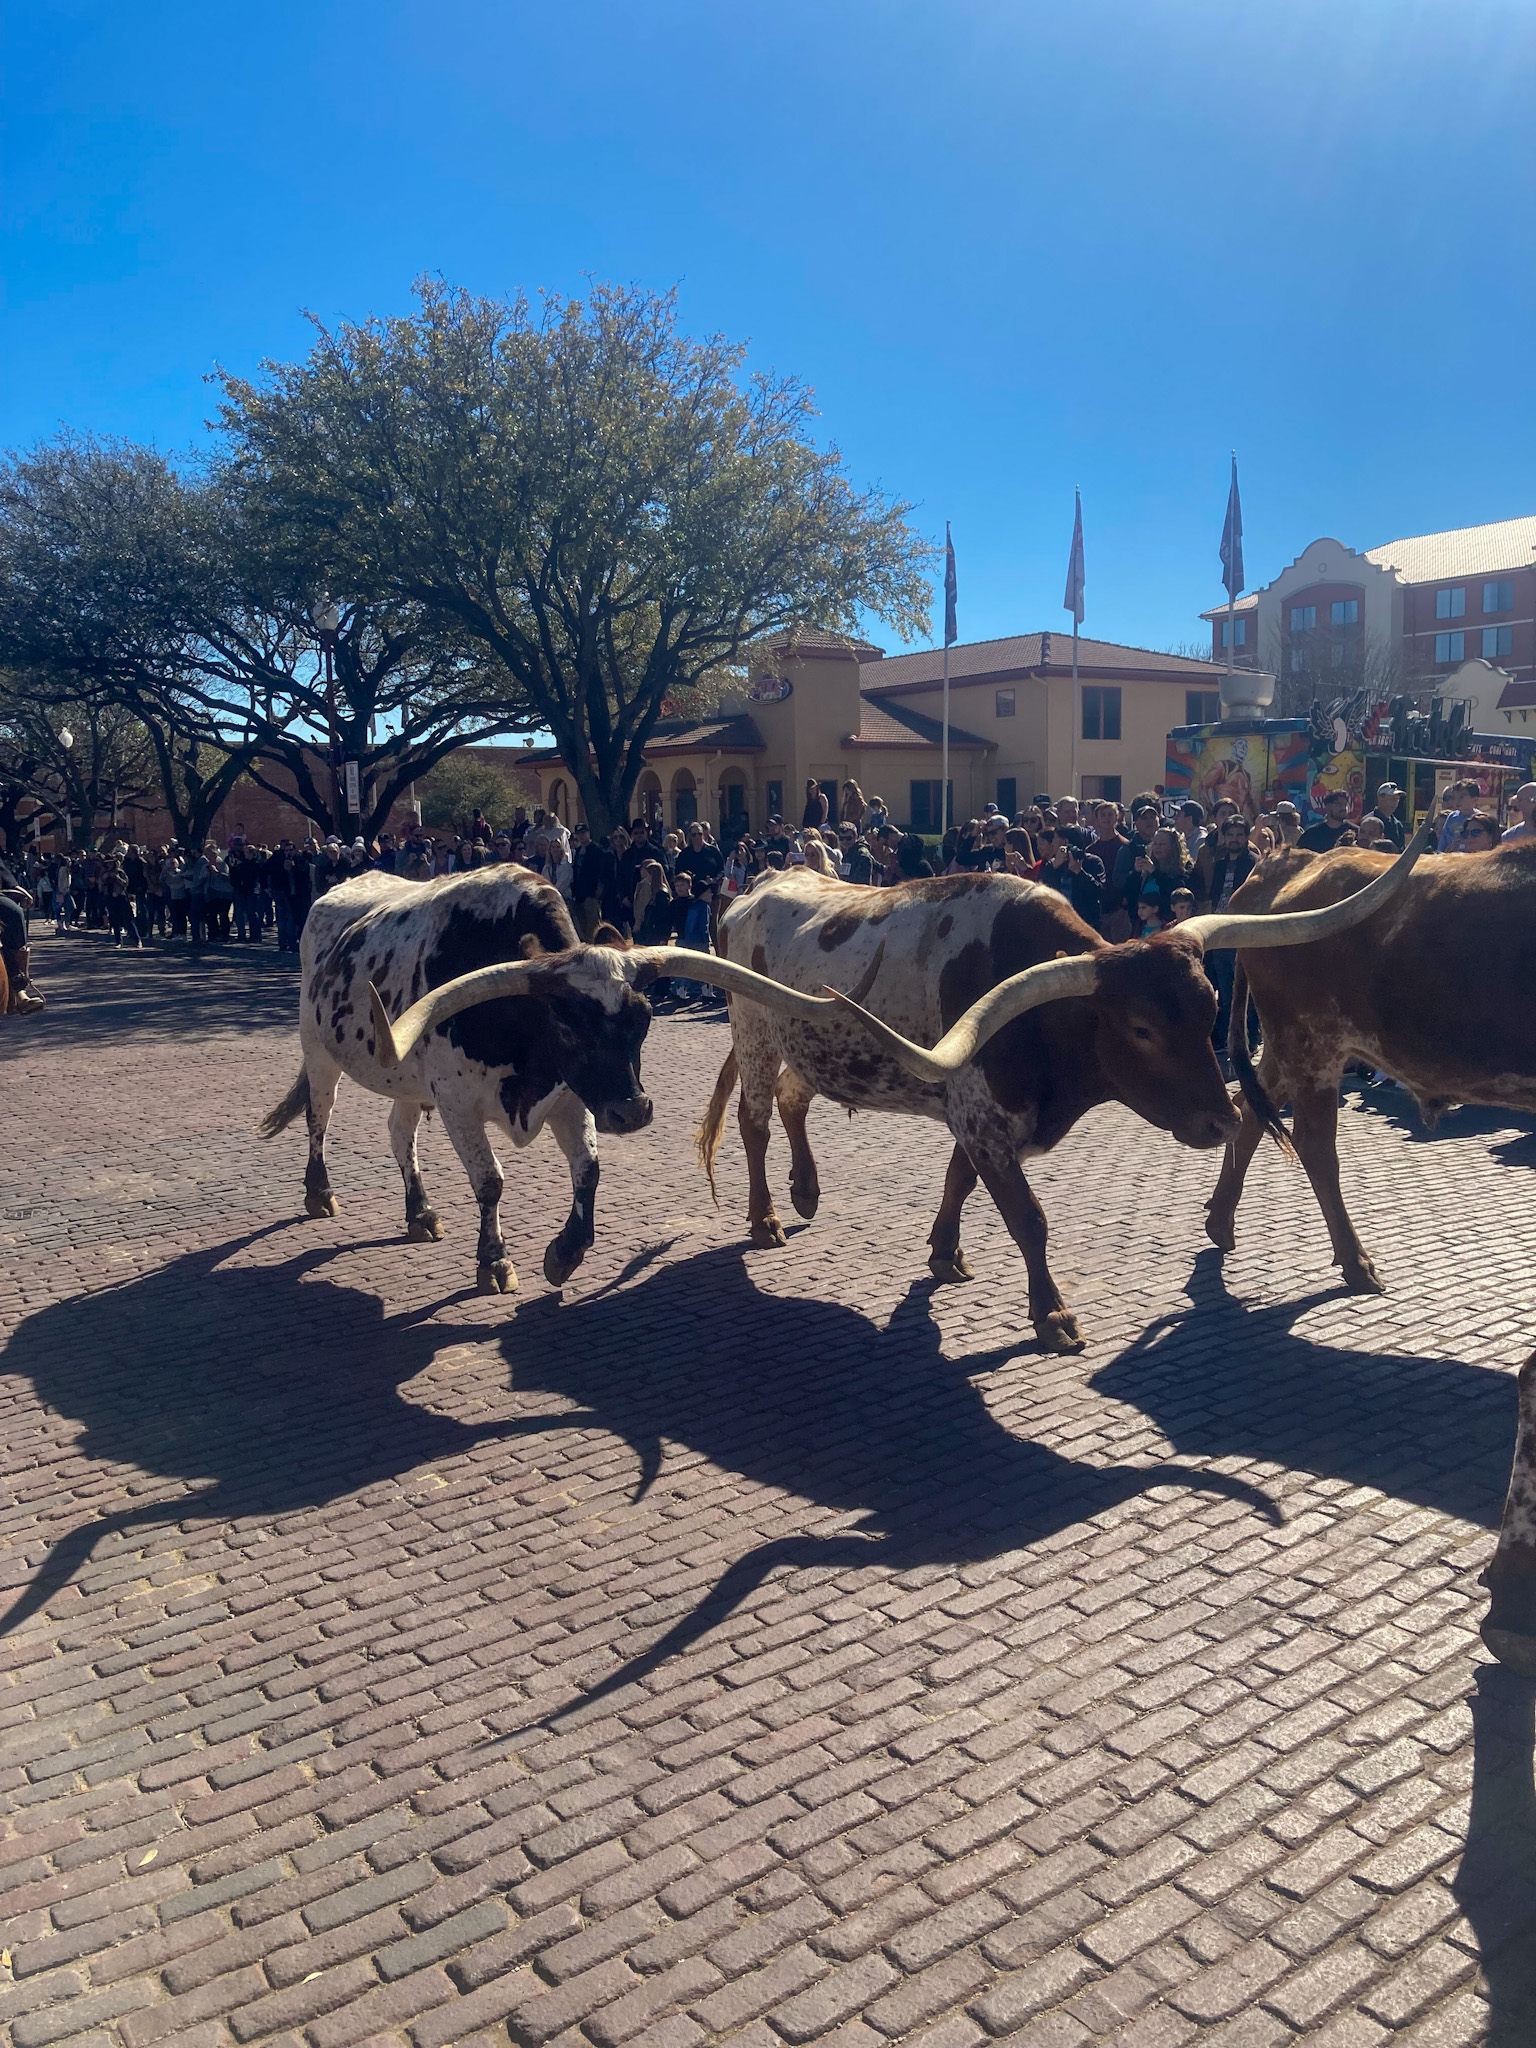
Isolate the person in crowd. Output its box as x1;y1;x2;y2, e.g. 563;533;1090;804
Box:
1457;812;1501;852
1170;888;1195;924
1109;795;1163;930
841;825;876;885
53;851;76;935
1365;781;1408;851
841;780;867;830
1356;816;1385;848
1176;800;1207;860
800;830;835;875
1033;824;1104;925
864;794;889;835
801;778;829;829
1133;825;1193;928
569;823;615;941
104;858;142;950
1054;795;1081;832
1086;800;1126;883
663;868;714;1003
0;854;45;1010
895;832;934;880
1299;787;1353;852
1502;782;1536;842
1197;814;1257;1051
1273;801;1302;847
1433;780;1482;851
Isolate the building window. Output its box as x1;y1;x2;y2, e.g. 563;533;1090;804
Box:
1484;625;1514;659
996;777;1017;819
765;780;783;821
1330;599;1359;625
1435;631;1465;664
994;688;1016;718
1290;605;1316;631
1081;685;1121;741
1081;775;1122;803
909;780;952;833
1436;587;1465;619
1219;618;1247;648
1485;580;1514;614
1290;649;1306;673
1186;690;1222;725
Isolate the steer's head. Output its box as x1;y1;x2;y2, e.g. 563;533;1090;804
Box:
367;933;656;1138
1092;933;1236;1149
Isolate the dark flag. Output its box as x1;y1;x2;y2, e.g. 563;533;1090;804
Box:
944;522;958;647
1063;489;1085;625
1219;454;1244;598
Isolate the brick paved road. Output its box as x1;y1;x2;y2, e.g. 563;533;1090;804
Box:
4;935;1536;2048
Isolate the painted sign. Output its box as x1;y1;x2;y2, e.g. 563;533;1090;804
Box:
344;760;361;814
748;674;794;703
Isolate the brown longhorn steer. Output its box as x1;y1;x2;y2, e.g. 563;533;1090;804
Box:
1203;835;1536;1674
697;834;1424;1353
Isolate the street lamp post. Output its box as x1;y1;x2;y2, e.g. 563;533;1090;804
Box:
310;598;342;829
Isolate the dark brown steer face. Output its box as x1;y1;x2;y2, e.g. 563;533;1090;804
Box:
1092;934;1239;1150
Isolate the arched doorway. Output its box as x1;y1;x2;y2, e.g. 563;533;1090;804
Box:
636;772;663;828
671;769;697;829
718;769;749;840
548;779;569;823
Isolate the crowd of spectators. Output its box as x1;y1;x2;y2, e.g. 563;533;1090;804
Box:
5;774;1529;1025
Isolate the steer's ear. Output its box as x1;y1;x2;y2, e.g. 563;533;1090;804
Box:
518;933;544;959
592;922;630;949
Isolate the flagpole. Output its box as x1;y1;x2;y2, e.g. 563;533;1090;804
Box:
942;638;950;838
1225;451;1238;698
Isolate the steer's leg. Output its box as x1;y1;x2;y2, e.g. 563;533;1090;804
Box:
388;1098;442;1242
1204;1044;1280;1252
735;1016;786;1248
542;1090;600;1287
1289;1077;1382;1293
303;1056;342;1219
928;1145;979;1283
976;1154;1083;1352
436;1102;515;1295
774;1068;821;1221
1482;1351;1536;1676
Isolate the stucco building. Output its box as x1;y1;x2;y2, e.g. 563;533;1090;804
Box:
523;630;1222;836
1201;513;1536;726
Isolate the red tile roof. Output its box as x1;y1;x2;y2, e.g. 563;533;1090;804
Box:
849;697;990;750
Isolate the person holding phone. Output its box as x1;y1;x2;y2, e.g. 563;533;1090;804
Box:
1032;826;1105;926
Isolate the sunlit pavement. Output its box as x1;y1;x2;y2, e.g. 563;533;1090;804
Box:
3;933;1534;2048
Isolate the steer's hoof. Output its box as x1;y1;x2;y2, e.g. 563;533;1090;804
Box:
407;1213;443;1243
1203;1211;1236;1253
544;1239;586;1287
928;1250;974;1284
476;1259;517;1295
1035;1310;1085;1354
749;1218;788;1249
304;1191;338;1219
1340;1257;1386;1295
790;1181;820;1221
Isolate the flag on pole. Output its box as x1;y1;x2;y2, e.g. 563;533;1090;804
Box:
943;523;958;647
1063;488;1085;625
1219;453;1244;598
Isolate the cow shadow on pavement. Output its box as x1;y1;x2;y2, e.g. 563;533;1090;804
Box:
0;1227;565;1634
1341;1085;1536;1174
485;1238;1505;1715
1091;1248;1514;1532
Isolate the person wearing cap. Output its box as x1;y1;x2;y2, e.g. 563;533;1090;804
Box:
1299;788;1353;853
1366;781;1407;852
1502;782;1536;843
1109;794;1163;921
1272;801;1302;847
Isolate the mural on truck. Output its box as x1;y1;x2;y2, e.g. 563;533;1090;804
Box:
1164;719;1354;825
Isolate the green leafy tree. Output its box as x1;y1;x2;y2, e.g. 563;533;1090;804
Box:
0;437;539;843
218;281;933;835
415;749;538;835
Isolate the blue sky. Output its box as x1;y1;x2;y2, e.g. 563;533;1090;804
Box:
5;0;1535;657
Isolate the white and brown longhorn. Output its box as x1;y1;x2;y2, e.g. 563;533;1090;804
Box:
695;826;1428;1353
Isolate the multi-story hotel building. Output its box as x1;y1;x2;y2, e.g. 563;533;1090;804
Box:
1201;514;1536;724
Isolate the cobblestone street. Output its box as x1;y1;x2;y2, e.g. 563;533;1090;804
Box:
4;935;1536;2048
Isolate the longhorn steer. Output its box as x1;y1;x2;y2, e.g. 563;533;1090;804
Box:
1197;837;1536;1676
259;865;837;1293
697;838;1425;1353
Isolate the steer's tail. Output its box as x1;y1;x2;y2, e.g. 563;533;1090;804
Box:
258;1067;311;1139
695;1051;739;1206
1227;963;1294;1158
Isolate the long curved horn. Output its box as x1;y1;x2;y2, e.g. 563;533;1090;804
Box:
368;959;559;1070
826;953;1101;1085
627;948;843;1021
1179;815;1432;954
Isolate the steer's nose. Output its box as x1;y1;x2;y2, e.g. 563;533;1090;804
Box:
1181;1102;1241;1150
604;1095;654;1135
